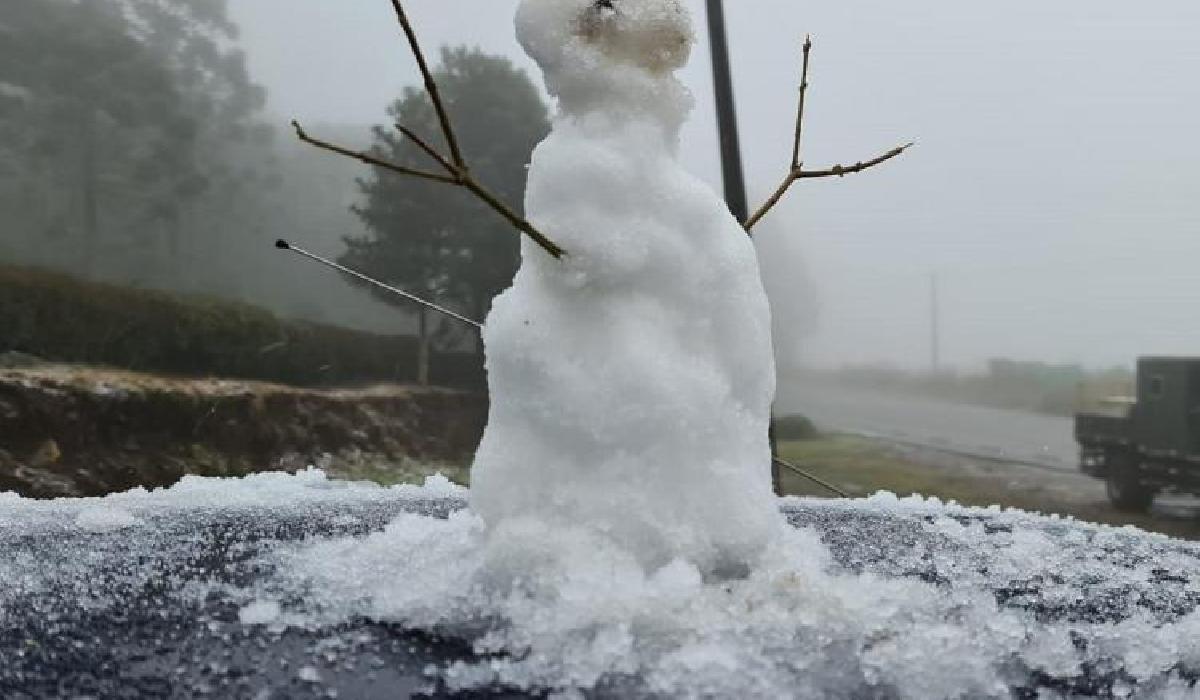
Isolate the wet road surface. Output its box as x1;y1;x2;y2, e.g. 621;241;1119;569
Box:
780;382;1079;470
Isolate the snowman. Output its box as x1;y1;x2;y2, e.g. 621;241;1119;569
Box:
471;0;781;575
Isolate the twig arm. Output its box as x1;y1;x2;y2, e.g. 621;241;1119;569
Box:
744;35;913;233
292;121;457;185
461;178;564;259
745;142;913;231
388;0;466;169
795;142;914;180
396;123;459;176
790;35;812;170
293;1;566;259
745;172;798;231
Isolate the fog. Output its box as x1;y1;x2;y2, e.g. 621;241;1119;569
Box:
232;0;1200;371
5;1;1198;373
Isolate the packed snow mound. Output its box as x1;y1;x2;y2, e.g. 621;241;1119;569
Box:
250;484;1200;699
0;468;462;542
5;472;1200;698
473;0;779;575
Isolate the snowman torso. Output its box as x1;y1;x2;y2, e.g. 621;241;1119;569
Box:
471;0;779;573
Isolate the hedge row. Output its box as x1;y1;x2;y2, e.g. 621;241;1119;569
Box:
0;264;484;389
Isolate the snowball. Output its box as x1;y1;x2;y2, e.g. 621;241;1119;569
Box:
239;599;283;625
73;506;139;533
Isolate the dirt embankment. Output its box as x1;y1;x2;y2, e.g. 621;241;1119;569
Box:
0;366;487;498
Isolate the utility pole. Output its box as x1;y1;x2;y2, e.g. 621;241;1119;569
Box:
705;0;749;224
705;0;782;496
930;272;941;376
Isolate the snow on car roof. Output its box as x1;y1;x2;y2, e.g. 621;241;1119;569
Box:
4;471;1200;698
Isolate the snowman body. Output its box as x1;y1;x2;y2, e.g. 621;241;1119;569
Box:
471;0;779;572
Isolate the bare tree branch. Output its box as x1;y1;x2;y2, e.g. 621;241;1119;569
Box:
790;35;812;171
794;142;914;180
292;1;566;259
746;142;914;231
292;120;457;185
396;123;457;175
387;0;466;169
460;178;564;258
746;36;912;233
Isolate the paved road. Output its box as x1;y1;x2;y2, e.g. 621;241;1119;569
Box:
778;382;1079;471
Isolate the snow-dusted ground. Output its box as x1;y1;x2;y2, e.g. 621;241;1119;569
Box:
4;471;1200;699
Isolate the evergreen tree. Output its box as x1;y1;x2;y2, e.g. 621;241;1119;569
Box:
343;47;550;380
0;0;271;284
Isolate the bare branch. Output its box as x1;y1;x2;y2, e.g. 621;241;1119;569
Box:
292;121;457;185
292;1;567;260
745;35;912;233
396;123;458;176
462;179;565;259
795;142;915;180
745;172;799;232
294;121;565;259
393;120;565;258
745;143;912;231
387;0;466;169
790;34;812;170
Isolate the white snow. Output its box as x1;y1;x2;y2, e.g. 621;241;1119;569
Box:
239;599;283;625
6;472;1200;696
73;506;140;533
473;0;779;575
8;3;1199;699
0;468;461;534
260;485;1200;699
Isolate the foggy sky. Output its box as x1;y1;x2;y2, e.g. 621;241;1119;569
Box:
231;1;1200;371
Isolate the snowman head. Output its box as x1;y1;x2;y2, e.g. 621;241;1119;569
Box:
517;0;695;117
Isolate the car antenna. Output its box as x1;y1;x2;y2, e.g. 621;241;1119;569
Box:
274;240;482;330
275;244;850;499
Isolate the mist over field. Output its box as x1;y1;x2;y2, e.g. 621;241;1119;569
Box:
232;0;1200;372
4;0;1199;375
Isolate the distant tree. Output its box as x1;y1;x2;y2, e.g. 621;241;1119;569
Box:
344;47;549;383
0;0;271;284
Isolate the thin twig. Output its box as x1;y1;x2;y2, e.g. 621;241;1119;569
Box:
461;179;564;258
745;173;797;232
295;121;565;259
388;0;466;169
396;124;458;176
794;142;914;180
774;457;850;498
292;121;457;185
745;35;912;233
790;34;812;170
745;142;914;231
293;2;565;259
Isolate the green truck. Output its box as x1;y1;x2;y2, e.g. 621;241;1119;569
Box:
1075;357;1200;512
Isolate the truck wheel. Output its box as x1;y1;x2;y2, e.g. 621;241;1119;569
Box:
1105;453;1154;513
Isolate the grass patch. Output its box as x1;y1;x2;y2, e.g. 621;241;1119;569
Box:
326;456;470;488
780;434;1200;541
777;437;1051;509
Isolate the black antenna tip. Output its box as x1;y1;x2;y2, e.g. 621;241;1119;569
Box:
275;239;291;250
